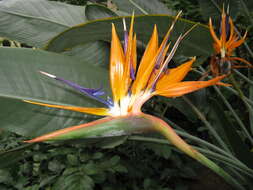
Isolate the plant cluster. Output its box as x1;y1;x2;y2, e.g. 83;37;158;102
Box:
0;0;253;189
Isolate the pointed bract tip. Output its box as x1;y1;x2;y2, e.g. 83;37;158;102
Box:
176;10;183;18
122;18;127;31
39;71;56;78
226;4;230;14
182;23;199;39
153;24;157;32
23;139;36;143
131;10;135;17
191;56;196;61
22;99;31;103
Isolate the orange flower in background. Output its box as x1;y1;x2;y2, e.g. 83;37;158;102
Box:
209;8;251;76
24;13;225;142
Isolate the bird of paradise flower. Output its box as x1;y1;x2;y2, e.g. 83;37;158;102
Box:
209;8;251;76
23;13;243;188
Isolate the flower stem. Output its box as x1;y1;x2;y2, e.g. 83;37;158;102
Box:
128;135;253;177
197;66;253;144
234;70;253;85
142;113;245;190
182;96;231;153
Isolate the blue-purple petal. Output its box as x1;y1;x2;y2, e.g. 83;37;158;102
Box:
56;77;112;107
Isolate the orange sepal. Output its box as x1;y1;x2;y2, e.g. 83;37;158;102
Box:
228;31;247;50
221;8;227;47
122;15;135;96
216;82;231;86
23;100;110;116
228;56;252;67
155;75;225;97
110;24;125;102
156;57;195;90
132;25;158;94
209;18;221;47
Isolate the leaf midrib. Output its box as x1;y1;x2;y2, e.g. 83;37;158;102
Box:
0;8;70;28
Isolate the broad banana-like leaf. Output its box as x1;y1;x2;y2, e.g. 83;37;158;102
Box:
62;41;110;68
85;4;117;20
46;15;213;61
0;47;109;137
0;0;86;47
112;0;175;15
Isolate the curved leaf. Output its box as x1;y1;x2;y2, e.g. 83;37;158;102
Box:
85;4;117;20
46;15;213;60
0;0;86;47
112;0;175;15
0;47;109;137
62;41;110;68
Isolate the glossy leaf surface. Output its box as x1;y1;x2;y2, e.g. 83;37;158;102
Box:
46;15;213;60
85;4;117;20
0;47;109;137
112;0;175;15
0;0;86;47
62;41;110;68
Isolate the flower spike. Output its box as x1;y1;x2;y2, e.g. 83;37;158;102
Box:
25;12;225;125
208;8;251;76
21;13;240;188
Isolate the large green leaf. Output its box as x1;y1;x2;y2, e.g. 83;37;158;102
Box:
62;41;110;68
0;0;86;47
85;4;117;20
46;15;213;60
0;47;109;137
112;0;175;15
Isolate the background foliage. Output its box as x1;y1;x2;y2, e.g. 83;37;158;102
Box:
0;0;253;189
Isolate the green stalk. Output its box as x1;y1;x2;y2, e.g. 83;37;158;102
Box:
229;74;244;97
249;69;253;134
157;116;251;173
143;113;245;189
234;70;253;85
162;116;236;159
223;85;253;106
128;135;253;177
228;74;253;137
213;85;253;144
182;96;232;153
196;67;253;144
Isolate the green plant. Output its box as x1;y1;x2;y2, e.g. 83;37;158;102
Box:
0;0;253;189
